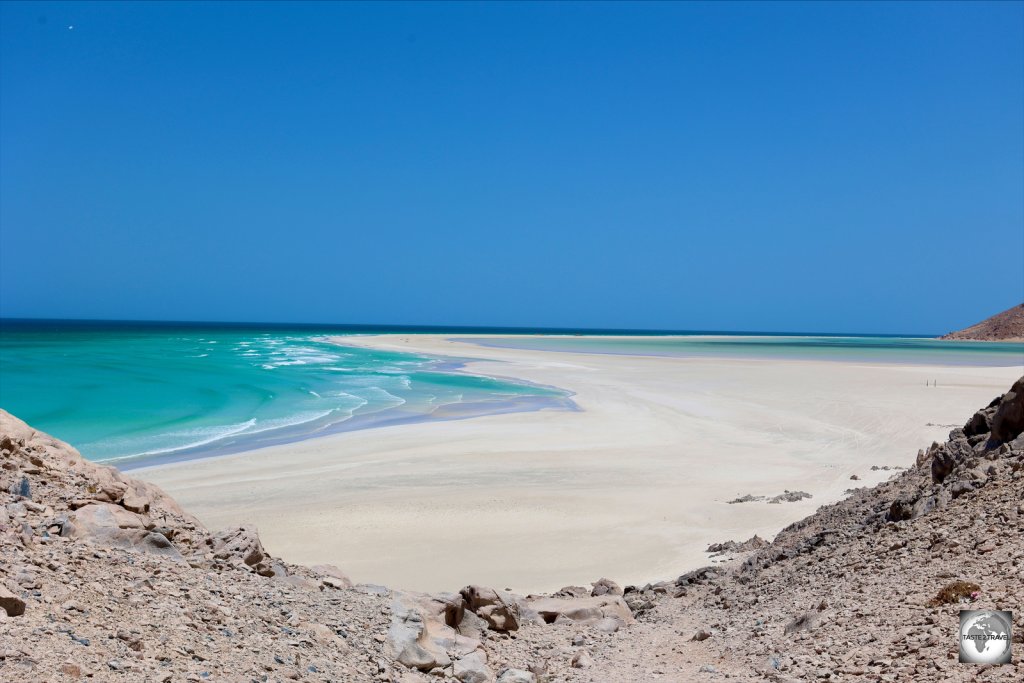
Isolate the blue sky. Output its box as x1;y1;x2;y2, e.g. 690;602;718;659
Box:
1;1;1021;334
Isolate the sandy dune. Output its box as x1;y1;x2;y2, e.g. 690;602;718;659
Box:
138;335;1021;593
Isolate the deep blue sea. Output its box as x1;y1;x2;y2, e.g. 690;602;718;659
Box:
1;320;1021;467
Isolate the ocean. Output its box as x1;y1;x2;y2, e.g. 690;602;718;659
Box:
0;320;573;467
1;320;1021;467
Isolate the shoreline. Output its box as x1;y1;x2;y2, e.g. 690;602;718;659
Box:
106;332;1024;471
136;334;1022;593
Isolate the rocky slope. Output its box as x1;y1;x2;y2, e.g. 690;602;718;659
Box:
940;303;1024;341
2;377;1023;682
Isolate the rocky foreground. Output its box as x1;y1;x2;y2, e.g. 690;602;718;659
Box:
940;303;1024;342
2;377;1024;682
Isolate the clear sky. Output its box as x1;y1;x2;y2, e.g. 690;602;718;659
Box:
1;1;1021;334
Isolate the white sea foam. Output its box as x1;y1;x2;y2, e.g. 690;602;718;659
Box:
96;419;259;461
359;386;407;409
239;410;339;437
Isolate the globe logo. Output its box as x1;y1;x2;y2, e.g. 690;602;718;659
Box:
959;610;1012;664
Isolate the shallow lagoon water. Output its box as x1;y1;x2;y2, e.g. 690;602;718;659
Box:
0;321;571;466
2;321;1020;467
461;335;1024;367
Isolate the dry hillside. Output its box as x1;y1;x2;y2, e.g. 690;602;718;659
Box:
941;304;1024;342
2;377;1023;682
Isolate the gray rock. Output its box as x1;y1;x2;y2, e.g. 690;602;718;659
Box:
931;446;955;483
784;611;823;634
209;527;274;576
991;377;1024;443
453;650;493;683
592;617;621;633
496;670;536;683
387;599;451;671
590;578;622;597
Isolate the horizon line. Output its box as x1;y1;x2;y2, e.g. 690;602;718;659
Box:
0;315;943;339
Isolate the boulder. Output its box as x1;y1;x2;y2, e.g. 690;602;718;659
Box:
0;583;26;617
525;594;634;626
887;496;916;522
429;591;466;629
676;565;723;586
387;598;452;671
453;650;493;683
931;446;955;483
590;578;622;597
310;564;353;589
120;481;152;514
592;617;621;633
991;377;1024;443
460;586;520;632
60;503;183;560
63;502;144;531
964;409;993;438
209;526;274;576
496;670;536;683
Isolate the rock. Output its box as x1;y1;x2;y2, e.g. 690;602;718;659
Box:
387;597;451;672
311;564;353;589
964;409;992;438
460;586;519;632
768;490;812;504
453;650;493;683
784;611;823;634
525;594;634;626
706;535;769;555
209;526;274;576
931;446;955;483
691;630;711;641
305;623;347;648
727;494;764;504
592;617;621;633
496;669;536;683
570;650;594;669
60;503;182;559
120;481;152;513
63;502;147;534
590;578;622;597
887;496;916;522
676;566;723;586
991;377;1024;443
0;583;26;617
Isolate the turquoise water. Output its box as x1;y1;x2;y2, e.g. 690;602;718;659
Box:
462;335;1024;366
2;321;1020;467
0;321;572;466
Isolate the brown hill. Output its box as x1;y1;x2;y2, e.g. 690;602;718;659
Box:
940;303;1024;341
2;378;1023;681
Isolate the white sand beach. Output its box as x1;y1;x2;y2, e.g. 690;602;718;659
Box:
138;335;1022;593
